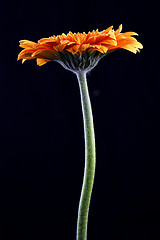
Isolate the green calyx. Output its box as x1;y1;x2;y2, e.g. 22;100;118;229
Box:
54;51;106;73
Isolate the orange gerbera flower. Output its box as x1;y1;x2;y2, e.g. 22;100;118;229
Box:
17;25;143;240
17;24;143;72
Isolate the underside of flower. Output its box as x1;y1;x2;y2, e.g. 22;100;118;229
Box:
55;51;109;73
17;24;143;72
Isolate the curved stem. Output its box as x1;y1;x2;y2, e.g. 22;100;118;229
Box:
76;71;96;240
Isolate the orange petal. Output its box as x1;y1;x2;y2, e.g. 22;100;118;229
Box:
88;44;101;50
99;45;108;53
17;48;35;60
53;44;67;52
100;26;113;35
121;45;138;54
115;24;122;35
22;59;26;64
117;38;142;48
79;43;90;52
122;32;139;36
66;44;80;54
38;37;59;44
37;58;51;66
19;40;36;48
31;49;57;59
100;39;117;46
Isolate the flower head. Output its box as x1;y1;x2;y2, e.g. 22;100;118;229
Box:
17;25;143;72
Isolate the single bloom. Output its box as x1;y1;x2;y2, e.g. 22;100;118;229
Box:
17;24;143;72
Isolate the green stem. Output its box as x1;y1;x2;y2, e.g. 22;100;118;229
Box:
76;71;96;240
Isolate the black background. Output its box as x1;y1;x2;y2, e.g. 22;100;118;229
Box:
1;0;160;239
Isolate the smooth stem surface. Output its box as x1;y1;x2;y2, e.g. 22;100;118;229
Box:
76;71;96;240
